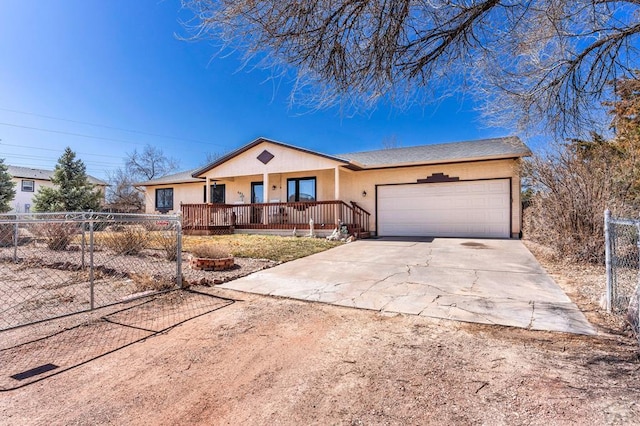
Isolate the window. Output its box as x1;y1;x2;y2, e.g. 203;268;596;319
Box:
21;180;34;192
287;177;316;202
210;184;226;204
155;188;173;212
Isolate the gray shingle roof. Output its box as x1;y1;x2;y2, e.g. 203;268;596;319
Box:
7;165;108;186
134;136;530;186
337;136;531;167
133;169;205;186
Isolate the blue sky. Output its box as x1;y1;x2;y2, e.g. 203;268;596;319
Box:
0;0;514;180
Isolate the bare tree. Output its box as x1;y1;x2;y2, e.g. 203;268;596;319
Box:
125;144;179;181
182;0;640;136
523;135;634;263
204;151;224;165
105;168;144;213
106;145;179;212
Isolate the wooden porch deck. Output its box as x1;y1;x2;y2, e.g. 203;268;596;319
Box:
181;200;370;237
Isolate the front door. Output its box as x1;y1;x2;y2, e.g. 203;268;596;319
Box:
251;182;263;223
210;184;225;204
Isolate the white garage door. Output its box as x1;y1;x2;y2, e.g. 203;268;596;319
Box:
377;179;510;238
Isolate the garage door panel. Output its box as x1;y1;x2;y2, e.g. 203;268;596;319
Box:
377;180;510;238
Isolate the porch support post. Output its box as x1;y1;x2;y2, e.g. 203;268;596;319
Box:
334;167;341;226
263;172;269;225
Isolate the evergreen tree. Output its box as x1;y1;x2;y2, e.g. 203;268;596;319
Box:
0;158;16;213
33;147;102;212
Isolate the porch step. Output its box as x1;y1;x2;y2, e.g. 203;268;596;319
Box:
346;225;371;239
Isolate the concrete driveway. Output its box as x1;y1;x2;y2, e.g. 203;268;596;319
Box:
221;238;595;335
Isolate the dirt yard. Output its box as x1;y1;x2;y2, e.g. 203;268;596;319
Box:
1;244;639;425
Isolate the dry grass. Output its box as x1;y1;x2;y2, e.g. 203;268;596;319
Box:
129;272;175;292
101;226;148;255
189;243;230;259
183;234;342;262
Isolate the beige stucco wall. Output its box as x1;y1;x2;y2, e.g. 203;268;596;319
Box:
200;142;342;204
143;182;205;214
203;142;343;178
208;169;336;204
342;158;522;236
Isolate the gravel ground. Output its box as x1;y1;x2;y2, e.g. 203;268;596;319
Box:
0;240;639;425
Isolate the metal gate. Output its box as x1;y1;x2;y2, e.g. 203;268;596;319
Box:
0;212;236;391
0;212;182;331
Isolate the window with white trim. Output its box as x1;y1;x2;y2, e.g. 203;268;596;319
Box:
21;180;34;192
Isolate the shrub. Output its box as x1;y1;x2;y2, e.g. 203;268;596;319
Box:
102;226;148;255
523;136;636;263
157;231;179;261
32;222;79;251
0;223;14;247
129;272;175;292
190;243;230;259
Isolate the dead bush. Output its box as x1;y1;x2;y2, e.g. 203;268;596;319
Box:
129;272;175;292
157;231;179;261
190;243;230;259
102;226;148;255
523;137;636;263
0;223;14;247
31;222;79;251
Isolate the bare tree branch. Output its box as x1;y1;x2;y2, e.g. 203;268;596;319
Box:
125;145;179;181
181;0;640;136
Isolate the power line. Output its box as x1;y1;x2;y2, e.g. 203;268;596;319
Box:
0;106;225;147
0;122;158;146
0;142;124;159
0;152;122;168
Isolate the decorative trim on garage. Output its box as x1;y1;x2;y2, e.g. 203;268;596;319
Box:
417;173;460;183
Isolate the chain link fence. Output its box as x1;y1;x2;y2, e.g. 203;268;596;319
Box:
604;210;640;341
0;212;235;390
0;212;184;331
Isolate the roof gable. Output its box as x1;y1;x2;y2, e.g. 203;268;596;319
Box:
193;137;350;177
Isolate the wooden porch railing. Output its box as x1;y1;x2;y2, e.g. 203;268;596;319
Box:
181;200;370;234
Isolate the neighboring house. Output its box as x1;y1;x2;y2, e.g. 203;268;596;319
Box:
7;165;108;213
135;136;531;239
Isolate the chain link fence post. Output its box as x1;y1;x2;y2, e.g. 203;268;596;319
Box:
604;209;612;313
81;224;86;269
12;222;18;263
89;219;95;310
176;212;183;289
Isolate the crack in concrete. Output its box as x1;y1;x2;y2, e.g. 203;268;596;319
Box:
449;305;498;325
425;248;432;267
468;269;480;292
350;280;387;303
527;301;535;329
